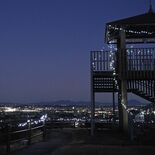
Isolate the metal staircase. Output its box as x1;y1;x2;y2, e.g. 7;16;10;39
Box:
127;48;155;103
128;80;155;103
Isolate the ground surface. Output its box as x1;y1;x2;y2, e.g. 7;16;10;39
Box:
1;128;155;155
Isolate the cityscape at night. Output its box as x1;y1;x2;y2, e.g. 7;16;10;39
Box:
0;0;155;155
0;102;155;127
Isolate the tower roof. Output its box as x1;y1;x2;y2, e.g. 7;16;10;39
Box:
105;11;155;44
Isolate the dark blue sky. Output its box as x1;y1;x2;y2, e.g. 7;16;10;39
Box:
0;0;152;103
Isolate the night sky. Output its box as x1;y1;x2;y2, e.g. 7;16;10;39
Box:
0;0;152;103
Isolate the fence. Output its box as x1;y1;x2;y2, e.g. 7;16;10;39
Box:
0;121;46;153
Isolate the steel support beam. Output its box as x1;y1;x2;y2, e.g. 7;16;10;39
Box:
91;92;95;136
117;29;128;133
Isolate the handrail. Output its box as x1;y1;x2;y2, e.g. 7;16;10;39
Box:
135;81;154;91
128;80;155;102
91;51;115;71
91;48;155;72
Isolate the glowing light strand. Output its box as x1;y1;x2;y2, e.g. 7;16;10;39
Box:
108;25;154;35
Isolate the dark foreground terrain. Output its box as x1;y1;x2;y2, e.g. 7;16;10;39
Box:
2;128;155;155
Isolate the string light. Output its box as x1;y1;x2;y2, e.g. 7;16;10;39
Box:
18;114;48;127
108;25;154;35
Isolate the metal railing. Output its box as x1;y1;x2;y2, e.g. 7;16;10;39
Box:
91;48;155;72
90;51;115;71
127;48;155;71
